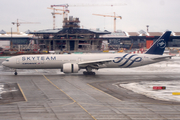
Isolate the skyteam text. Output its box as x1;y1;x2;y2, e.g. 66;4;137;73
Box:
22;56;56;61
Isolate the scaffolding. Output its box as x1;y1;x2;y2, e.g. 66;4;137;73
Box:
32;16;110;52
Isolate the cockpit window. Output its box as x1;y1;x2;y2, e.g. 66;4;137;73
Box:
6;60;9;62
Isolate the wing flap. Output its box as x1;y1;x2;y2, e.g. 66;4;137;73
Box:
78;59;113;65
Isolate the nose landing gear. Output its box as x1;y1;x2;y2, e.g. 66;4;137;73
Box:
14;69;18;75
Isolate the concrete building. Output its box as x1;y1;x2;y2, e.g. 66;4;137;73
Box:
0;30;37;51
31;16;111;52
101;31;180;50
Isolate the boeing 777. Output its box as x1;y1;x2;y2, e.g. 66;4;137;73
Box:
2;31;172;75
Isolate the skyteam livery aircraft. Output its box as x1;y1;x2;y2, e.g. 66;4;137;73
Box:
2;31;172;75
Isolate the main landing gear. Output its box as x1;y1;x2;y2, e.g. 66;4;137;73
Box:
83;66;96;75
83;71;96;75
14;69;18;75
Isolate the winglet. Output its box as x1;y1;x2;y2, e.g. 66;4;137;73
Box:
145;31;171;55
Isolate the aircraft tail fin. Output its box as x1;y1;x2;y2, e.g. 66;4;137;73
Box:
145;31;171;55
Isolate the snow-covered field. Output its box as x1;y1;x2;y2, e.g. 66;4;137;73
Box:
120;81;180;102
111;57;180;102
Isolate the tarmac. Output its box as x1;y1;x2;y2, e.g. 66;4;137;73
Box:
0;58;180;120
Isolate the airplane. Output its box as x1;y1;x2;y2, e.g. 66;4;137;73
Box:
2;31;172;75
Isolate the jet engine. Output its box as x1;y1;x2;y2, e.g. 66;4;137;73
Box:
62;63;79;73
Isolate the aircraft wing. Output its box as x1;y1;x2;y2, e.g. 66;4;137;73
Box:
78;59;113;68
151;55;172;60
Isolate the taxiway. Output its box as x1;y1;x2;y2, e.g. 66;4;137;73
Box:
0;58;180;120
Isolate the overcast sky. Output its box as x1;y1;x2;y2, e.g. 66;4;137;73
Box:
0;0;180;32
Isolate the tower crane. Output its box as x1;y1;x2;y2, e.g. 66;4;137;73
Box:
47;7;63;29
92;12;122;32
12;19;40;33
50;4;69;19
50;3;126;20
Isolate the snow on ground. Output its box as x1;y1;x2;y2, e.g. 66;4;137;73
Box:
119;81;180;102
108;57;180;102
98;57;180;102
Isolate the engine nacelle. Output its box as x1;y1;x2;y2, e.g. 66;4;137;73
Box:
62;63;79;73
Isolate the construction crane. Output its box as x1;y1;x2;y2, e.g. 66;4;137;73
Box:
12;19;40;33
50;4;69;19
92;12;122;32
47;7;63;29
50;3;126;20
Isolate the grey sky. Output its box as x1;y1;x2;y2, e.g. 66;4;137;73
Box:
0;0;180;32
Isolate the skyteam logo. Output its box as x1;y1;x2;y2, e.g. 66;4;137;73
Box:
113;54;142;67
157;39;166;48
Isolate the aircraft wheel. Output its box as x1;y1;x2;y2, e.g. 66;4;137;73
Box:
83;71;87;75
14;70;17;75
89;72;95;75
83;71;96;75
14;72;18;75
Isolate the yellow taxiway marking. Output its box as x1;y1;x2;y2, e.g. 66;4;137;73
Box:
35;70;96;120
172;92;180;95
0;84;27;105
17;83;28;102
87;84;122;102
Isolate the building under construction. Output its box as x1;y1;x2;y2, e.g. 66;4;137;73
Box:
1;16;180;53
31;16;111;52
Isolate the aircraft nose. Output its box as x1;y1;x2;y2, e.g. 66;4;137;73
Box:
2;61;5;66
2;61;7;67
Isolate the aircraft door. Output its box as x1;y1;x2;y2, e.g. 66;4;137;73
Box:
36;56;44;64
40;56;44;64
78;57;81;62
140;57;144;65
41;59;44;64
16;58;20;64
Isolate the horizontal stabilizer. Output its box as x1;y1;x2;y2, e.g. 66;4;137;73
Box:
151;55;172;60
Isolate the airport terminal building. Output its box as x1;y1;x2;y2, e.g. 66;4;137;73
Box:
0;30;35;51
1;17;180;52
102;31;180;50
